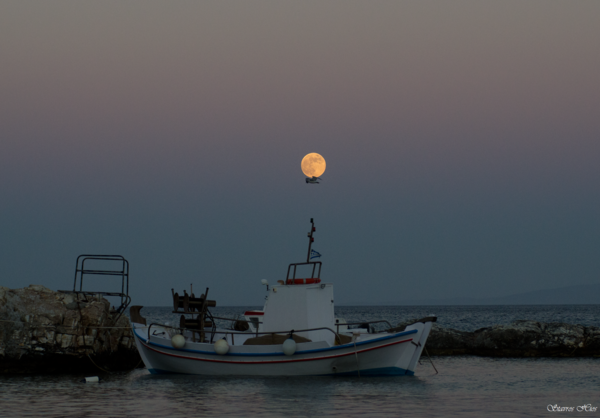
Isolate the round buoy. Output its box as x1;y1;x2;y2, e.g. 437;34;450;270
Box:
171;334;186;349
214;339;229;355
282;338;297;356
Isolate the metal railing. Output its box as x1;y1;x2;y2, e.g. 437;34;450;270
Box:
146;318;406;347
147;323;342;345
336;320;394;334
286;261;322;283
58;254;131;321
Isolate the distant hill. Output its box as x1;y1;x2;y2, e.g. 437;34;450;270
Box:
359;283;600;306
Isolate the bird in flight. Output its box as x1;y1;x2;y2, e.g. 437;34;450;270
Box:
305;176;322;184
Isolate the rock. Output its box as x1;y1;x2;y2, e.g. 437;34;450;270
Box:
401;319;600;357
427;324;474;355
0;285;141;373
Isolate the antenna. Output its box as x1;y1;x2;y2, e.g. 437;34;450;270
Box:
306;218;315;263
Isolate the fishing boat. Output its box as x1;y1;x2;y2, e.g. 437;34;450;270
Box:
130;219;436;376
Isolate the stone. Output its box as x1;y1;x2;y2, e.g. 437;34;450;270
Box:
411;319;600;357
60;334;72;348
0;285;141;373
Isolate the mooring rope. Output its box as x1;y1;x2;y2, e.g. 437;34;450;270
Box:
353;338;361;378
0;319;131;330
87;353;112;373
424;347;438;374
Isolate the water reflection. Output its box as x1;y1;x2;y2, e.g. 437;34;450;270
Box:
2;356;598;417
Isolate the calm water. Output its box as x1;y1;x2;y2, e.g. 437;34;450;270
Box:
2;305;599;417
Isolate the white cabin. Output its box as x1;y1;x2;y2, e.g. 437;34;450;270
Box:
260;282;335;345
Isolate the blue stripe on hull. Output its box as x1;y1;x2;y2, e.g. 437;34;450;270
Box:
327;367;412;377
148;368;181;375
148;367;415;377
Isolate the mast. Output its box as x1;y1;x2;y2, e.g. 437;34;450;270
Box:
306;218;315;262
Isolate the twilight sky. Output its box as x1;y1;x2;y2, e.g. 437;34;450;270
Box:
1;0;599;306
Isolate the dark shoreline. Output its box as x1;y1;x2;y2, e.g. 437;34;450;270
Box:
421;320;600;357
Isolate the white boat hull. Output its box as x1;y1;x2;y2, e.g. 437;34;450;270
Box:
132;321;433;376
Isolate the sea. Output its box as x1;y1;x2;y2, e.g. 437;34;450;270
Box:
2;305;599;417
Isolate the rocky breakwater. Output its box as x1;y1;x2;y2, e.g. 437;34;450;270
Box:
398;320;600;357
0;285;141;373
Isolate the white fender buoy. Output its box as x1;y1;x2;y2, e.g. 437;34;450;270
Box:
214;339;229;355
171;334;186;349
283;338;297;356
82;376;100;383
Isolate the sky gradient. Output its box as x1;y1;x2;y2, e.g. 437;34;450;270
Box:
1;1;599;306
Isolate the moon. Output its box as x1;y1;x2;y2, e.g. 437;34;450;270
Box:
301;153;326;178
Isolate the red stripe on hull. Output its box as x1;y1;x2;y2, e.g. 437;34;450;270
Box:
139;336;413;365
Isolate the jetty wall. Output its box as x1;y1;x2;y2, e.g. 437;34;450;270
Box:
0;285;140;373
402;320;600;357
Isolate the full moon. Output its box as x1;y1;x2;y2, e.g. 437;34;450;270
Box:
301;153;326;178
